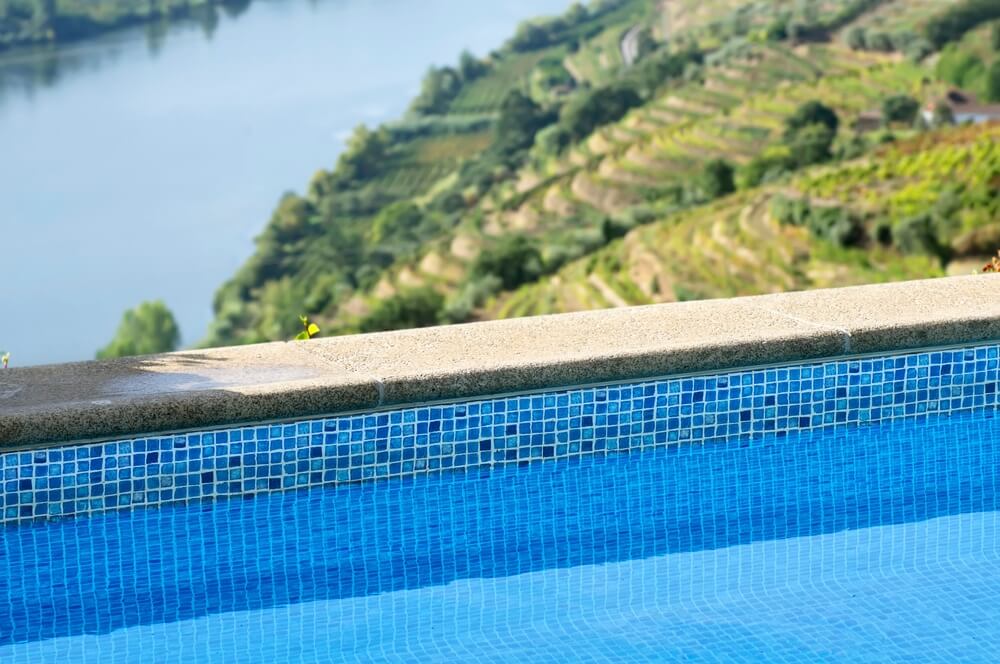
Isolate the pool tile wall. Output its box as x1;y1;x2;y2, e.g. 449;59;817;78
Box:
2;344;998;524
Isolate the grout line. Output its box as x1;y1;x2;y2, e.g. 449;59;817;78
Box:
759;306;853;354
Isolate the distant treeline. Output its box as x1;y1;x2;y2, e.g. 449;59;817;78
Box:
0;0;250;51
924;0;1000;48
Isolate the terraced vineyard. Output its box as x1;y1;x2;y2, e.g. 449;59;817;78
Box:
368;131;493;199
486;189;941;319
363;44;927;285
332;45;948;324
449;51;553;114
488;121;997;319
448;0;651;114
204;0;1000;348
794;123;1000;249
564;22;630;84
664;0;887;46
837;0;952;33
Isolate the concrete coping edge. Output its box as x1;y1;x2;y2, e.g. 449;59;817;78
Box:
2;275;999;450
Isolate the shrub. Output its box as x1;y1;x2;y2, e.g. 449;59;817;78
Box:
846;26;867;50
865;31;894;52
771;197;863;248
700;159;736;200
807;206;864;248
882;95;920;124
738;151;792;189
873;219;894;246
836;133;868;161
771;195;812;227
894;214;948;260
903;37;934;62
359;287;445;333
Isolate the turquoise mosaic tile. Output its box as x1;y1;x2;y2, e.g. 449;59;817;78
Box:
2;344;998;524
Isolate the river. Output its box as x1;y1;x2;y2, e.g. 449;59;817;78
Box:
0;0;572;366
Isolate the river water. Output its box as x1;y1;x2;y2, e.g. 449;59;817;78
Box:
0;0;572;366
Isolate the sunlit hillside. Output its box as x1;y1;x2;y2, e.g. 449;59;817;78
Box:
199;0;1000;346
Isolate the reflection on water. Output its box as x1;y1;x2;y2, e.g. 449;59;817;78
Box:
0;0;252;101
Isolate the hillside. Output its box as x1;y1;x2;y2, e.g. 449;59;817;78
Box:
488;123;999;317
202;0;1000;347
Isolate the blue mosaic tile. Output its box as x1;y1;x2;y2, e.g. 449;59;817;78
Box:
2;342;998;524
2;405;999;661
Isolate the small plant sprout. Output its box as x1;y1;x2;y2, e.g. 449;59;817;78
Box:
1;352;8;369
983;251;1000;273
294;316;321;341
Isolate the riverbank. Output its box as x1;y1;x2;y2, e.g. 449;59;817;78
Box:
0;0;249;53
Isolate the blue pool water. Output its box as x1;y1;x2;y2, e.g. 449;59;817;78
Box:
1;408;999;661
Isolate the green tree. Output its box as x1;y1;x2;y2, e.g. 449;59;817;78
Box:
700;159;736;199
458;50;488;82
784;101;839;139
494;90;551;156
471;235;543;289
882;95;920;124
738;152;792;189
410;66;462;115
534;124;571;156
782;101;838;168
986;59;1000;102
559;82;642;144
97;300;181;359
936;48;985;87
925;0;1000;48
369;201;424;246
508;21;551;52
563;2;587;25
765;17;789;42
359;287;444;333
993;21;1000;50
894;214;948;260
336;125;389;185
787;124;836;168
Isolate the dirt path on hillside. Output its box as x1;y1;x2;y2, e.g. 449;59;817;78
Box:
588;273;629;307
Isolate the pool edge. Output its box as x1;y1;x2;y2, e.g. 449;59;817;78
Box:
3;275;1000;449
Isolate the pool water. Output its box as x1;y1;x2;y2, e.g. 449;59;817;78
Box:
1;408;999;662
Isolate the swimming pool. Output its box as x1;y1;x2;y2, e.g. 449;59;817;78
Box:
2;344;999;661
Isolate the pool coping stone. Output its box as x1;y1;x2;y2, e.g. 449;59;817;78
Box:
2;275;999;449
